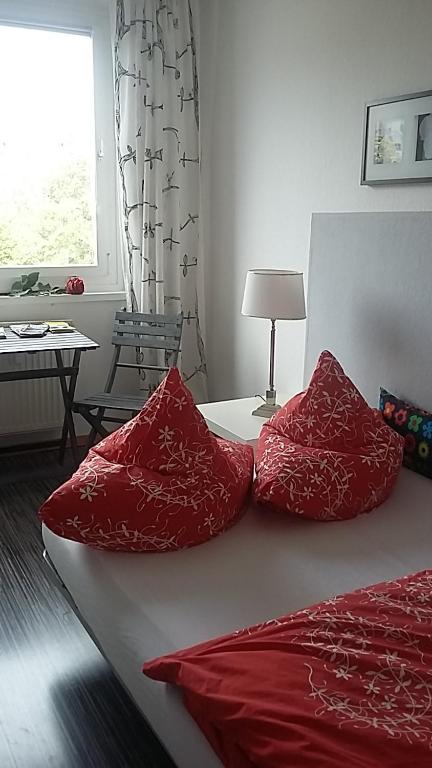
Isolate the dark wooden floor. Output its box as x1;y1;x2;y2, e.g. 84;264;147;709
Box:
0;449;176;768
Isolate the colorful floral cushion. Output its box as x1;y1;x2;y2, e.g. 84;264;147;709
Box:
379;388;432;479
254;351;404;521
39;368;254;551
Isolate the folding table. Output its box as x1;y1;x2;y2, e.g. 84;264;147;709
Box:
0;327;98;463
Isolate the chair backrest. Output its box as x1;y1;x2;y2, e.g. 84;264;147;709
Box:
104;310;183;394
112;310;183;359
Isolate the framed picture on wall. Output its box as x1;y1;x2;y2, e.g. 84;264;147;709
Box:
361;90;432;185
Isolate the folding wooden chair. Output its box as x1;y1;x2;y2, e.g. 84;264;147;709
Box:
73;310;183;448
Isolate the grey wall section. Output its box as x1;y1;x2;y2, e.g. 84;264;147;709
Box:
199;0;432;403
305;212;432;410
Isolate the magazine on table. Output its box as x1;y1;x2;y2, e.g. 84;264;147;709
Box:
10;323;49;338
46;321;75;333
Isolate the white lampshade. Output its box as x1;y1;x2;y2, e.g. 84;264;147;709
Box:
241;269;306;320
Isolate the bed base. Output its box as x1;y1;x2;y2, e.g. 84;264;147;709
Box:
42;549;173;762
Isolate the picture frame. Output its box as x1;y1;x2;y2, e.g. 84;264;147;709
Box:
361;90;432;185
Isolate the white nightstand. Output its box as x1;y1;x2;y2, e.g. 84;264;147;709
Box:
198;395;289;446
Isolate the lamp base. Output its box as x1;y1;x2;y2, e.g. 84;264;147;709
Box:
251;402;281;418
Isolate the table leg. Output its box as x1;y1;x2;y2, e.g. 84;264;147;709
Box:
55;349;80;466
80;409;110;439
84;412;103;454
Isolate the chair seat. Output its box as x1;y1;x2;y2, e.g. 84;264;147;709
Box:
74;392;148;412
69;311;183;454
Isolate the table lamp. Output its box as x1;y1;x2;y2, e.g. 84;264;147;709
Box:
241;269;306;417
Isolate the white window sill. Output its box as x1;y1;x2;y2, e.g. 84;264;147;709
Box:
0;291;125;308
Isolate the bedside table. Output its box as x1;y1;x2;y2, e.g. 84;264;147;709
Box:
198;395;289;446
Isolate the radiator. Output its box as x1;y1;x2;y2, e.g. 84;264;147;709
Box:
0;351;71;440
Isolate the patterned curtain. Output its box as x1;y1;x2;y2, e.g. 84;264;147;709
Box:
114;0;207;400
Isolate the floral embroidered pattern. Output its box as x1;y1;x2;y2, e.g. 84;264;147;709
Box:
39;369;254;551
395;409;408;426
299;573;432;747
144;570;432;766
408;414;423;432
418;441;429;460
254;351;403;520
250;571;432;745
380;388;432;480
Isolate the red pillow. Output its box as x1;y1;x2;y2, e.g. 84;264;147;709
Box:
254;350;404;521
39;368;254;551
143;569;432;768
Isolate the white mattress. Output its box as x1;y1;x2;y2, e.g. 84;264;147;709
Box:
43;468;432;768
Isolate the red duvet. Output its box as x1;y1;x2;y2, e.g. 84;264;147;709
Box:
144;570;432;767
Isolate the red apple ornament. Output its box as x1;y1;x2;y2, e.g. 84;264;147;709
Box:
66;276;85;295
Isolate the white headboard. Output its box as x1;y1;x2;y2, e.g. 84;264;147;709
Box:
305;212;432;411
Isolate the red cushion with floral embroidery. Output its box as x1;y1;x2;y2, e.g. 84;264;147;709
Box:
39;368;254;551
143;569;432;768
254;350;404;521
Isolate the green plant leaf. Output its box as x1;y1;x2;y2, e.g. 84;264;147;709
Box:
8;273;69;297
24;272;39;289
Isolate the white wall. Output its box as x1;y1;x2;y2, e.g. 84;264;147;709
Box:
199;0;432;402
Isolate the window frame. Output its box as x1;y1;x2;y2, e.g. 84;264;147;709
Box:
0;0;121;294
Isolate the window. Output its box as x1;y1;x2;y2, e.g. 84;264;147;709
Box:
0;25;97;269
0;0;120;293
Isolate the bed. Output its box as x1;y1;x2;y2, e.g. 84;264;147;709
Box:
42;211;432;767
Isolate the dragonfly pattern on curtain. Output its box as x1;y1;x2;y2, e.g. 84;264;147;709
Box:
115;0;207;400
